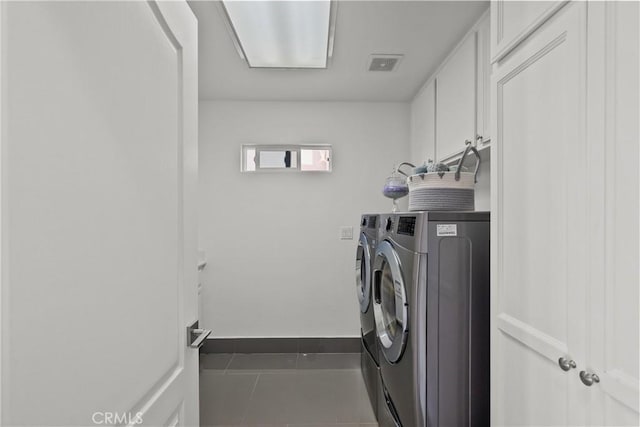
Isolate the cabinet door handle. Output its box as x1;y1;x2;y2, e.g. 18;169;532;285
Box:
558;357;577;371
579;371;600;386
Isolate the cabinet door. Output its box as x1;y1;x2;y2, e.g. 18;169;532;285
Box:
436;33;476;161
491;1;567;63
410;79;436;165
586;2;640;425
491;3;588;426
476;13;491;147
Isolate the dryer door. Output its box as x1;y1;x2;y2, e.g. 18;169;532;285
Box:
356;232;372;313
373;240;408;363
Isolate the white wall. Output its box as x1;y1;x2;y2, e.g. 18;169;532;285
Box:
199;101;410;338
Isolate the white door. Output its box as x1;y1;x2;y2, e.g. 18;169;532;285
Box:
0;1;199;426
586;1;640;425
491;2;588;425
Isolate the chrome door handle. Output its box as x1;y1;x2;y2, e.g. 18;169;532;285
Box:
579;371;600;386
187;320;212;349
558;357;577;371
190;328;212;348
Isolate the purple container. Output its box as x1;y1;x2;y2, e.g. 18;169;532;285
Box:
383;184;409;199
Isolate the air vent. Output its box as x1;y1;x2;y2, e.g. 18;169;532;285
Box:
368;54;403;72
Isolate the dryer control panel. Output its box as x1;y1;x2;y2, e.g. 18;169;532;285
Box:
397;216;416;236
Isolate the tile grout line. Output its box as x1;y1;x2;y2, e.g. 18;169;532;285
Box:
239;371;261;425
223;353;235;374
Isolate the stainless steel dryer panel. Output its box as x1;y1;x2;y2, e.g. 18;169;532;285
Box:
425;214;490;427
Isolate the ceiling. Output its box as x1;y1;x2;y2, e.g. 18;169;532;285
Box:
189;1;488;102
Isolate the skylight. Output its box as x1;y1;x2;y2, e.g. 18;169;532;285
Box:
221;0;335;69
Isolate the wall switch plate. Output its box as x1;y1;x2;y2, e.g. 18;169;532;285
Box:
340;226;354;240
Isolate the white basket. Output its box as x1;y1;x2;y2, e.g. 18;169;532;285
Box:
407;144;480;212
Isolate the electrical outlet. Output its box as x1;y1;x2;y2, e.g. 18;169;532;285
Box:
339;226;353;240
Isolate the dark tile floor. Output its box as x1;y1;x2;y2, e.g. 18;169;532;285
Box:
200;353;378;427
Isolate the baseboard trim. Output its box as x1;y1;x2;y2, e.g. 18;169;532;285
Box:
201;337;361;354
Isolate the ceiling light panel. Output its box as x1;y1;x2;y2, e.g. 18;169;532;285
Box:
222;0;332;69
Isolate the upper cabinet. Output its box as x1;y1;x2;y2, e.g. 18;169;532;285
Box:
409;10;491;164
436;33;477;161
435;11;490;162
476;14;491;148
410;79;436;166
491;1;567;63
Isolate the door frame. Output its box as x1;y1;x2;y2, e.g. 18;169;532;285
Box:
1;1;6;419
0;1;198;424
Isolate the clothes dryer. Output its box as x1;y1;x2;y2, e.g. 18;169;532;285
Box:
373;211;490;427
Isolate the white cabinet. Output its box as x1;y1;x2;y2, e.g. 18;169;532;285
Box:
436;33;476;161
585;1;639;424
409;79;435;165
491;1;639;425
476;13;491;147
430;11;490;163
491;3;588;425
491;0;567;62
409;12;491;165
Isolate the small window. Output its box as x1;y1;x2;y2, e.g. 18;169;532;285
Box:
300;148;331;171
241;145;332;173
259;150;298;169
